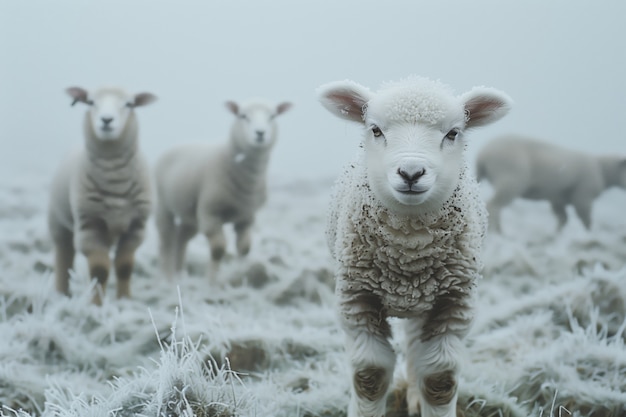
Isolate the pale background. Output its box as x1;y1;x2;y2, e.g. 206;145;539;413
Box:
2;0;625;183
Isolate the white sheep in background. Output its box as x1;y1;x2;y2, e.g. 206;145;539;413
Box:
318;77;511;417
154;98;292;282
476;135;626;233
48;86;157;305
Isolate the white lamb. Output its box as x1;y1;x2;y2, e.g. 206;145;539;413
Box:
48;86;157;305
476;135;626;233
318;77;511;417
154;98;292;281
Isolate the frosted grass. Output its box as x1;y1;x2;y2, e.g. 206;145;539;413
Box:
1;177;626;416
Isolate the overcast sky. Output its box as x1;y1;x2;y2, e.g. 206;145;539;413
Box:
2;0;625;183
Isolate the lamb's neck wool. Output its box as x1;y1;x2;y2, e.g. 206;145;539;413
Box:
329;152;487;317
77;112;150;235
222;140;270;208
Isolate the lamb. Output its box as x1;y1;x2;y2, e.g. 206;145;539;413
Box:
48;86;157;305
476;135;626;233
317;77;511;417
154;98;292;282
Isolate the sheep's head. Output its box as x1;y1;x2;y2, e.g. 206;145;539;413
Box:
226;99;292;150
318;77;512;215
66;87;157;141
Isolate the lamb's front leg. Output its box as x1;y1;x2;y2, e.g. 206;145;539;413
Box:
114;218;147;299
49;217;75;296
234;218;254;256
200;215;227;285
405;292;473;417
155;204;177;280
339;287;396;417
76;220;111;306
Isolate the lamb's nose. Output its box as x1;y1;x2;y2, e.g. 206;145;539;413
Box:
101;117;113;126
255;130;265;142
398;168;426;184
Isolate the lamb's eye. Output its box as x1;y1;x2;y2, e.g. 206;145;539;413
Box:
371;125;383;138
86;100;94;106
125;102;134;108
239;114;249;120
445;128;459;141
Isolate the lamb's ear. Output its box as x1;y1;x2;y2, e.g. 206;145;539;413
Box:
461;87;512;129
317;80;371;123
131;93;158;107
276;102;293;116
66;87;89;106
225;101;239;116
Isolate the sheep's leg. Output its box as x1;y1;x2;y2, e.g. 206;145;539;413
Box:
155;205;177;279
404;319;423;416
405;330;464;417
114;219;146;299
77;221;111;305
572;197;593;230
234;218;254;256
86;249;111;306
50;221;75;296
486;186;518;233
485;199;503;233
550;201;568;231
405;292;472;417
205;227;226;283
201;217;227;284
339;290;396;417
173;222;198;275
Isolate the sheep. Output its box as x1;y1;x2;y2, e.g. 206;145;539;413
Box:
476;135;626;233
317;76;511;417
48;86;157;305
154;98;292;282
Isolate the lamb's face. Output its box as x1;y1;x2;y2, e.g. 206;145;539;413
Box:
363;103;467;212
226;100;292;150
66;87;157;141
318;77;512;215
88;90;135;140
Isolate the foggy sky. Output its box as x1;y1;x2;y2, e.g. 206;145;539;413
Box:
2;0;625;183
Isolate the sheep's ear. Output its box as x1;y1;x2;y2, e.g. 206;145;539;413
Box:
461;87;512;129
66;87;89;106
317;80;371;123
276;102;293;116
225;101;239;116
132;93;158;107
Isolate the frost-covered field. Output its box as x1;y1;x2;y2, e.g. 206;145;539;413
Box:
1;173;626;417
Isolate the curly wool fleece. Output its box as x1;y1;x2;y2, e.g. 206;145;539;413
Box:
327;150;487;318
372;77;460;125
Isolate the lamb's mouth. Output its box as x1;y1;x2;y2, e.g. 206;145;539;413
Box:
397;189;427;195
